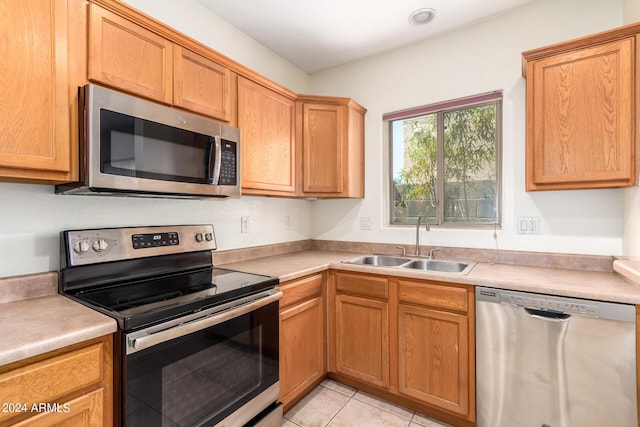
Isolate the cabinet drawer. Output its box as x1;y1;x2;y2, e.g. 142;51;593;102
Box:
335;273;388;299
12;388;104;427
279;273;323;309
0;343;104;424
398;280;468;312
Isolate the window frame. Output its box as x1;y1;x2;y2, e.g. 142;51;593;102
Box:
385;92;503;229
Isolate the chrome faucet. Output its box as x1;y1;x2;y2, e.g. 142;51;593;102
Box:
415;216;430;256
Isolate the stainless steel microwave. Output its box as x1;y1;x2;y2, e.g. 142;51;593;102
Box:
56;84;240;198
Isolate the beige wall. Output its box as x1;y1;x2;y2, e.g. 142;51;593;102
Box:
624;0;640;23
309;0;626;256
622;0;640;259
0;1;313;279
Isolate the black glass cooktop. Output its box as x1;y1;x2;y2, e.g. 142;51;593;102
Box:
68;267;278;330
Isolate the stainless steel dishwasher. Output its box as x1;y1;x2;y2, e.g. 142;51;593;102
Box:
476;286;637;427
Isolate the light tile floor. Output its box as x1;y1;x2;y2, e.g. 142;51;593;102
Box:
282;379;454;427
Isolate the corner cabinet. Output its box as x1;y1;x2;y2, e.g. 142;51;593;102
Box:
297;96;366;198
328;270;475;426
0;0;85;183
523;30;637;191
0;335;113;427
278;273;326;411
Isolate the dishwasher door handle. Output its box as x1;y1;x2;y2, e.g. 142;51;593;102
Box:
524;307;571;321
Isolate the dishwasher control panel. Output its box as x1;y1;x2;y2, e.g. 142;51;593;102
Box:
500;292;599;316
476;287;636;322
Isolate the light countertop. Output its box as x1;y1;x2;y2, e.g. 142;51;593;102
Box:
0;273;117;367
3;249;640;368
219;250;640;304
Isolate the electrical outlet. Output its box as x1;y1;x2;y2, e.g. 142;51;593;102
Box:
284;215;291;230
517;216;539;234
360;216;373;231
241;216;250;233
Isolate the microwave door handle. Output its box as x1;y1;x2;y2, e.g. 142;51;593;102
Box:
212;136;222;185
205;138;215;184
205;137;222;184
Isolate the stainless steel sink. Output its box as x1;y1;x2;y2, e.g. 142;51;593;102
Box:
343;255;412;267
401;259;475;275
342;255;476;275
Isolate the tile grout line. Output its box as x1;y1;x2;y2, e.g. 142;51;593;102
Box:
350;390;417;424
323;389;354;427
286;381;445;427
320;383;418;427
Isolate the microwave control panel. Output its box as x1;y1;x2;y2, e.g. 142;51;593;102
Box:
219;140;237;186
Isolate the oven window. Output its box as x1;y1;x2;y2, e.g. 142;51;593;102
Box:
100;109;214;184
124;302;278;427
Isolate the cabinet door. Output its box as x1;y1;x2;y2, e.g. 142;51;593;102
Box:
398;304;469;417
88;3;173;104
12;389;104;427
334;294;389;388
280;296;325;407
526;37;635;190
237;77;296;194
174;46;231;121
302;103;344;193
0;0;76;181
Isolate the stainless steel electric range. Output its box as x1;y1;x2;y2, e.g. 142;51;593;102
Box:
59;225;282;427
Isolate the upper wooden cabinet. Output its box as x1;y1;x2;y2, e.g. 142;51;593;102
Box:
523;31;637;191
0;0;366;190
173;45;232;121
0;0;85;183
88;3;233;122
238;76;297;195
297;96;366;198
88;3;173;104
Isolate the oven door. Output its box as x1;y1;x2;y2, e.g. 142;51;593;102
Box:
123;290;281;427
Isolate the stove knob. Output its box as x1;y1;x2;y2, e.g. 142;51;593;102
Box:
205;233;213;241
195;233;204;242
72;240;90;254
92;239;108;252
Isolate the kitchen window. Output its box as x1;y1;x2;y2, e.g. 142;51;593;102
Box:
385;91;502;227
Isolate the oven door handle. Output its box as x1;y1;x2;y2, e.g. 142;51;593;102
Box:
127;290;282;354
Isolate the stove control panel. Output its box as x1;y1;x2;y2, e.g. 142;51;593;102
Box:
63;225;217;267
132;232;179;249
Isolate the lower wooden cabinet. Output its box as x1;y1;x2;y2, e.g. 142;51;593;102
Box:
11;389;104;427
328;270;475;425
0;335;113;427
398;304;470;415
331;273;389;388
279;273;326;410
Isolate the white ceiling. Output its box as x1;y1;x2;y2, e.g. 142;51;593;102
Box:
196;0;536;74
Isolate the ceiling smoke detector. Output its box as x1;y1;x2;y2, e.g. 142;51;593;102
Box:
408;8;437;26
